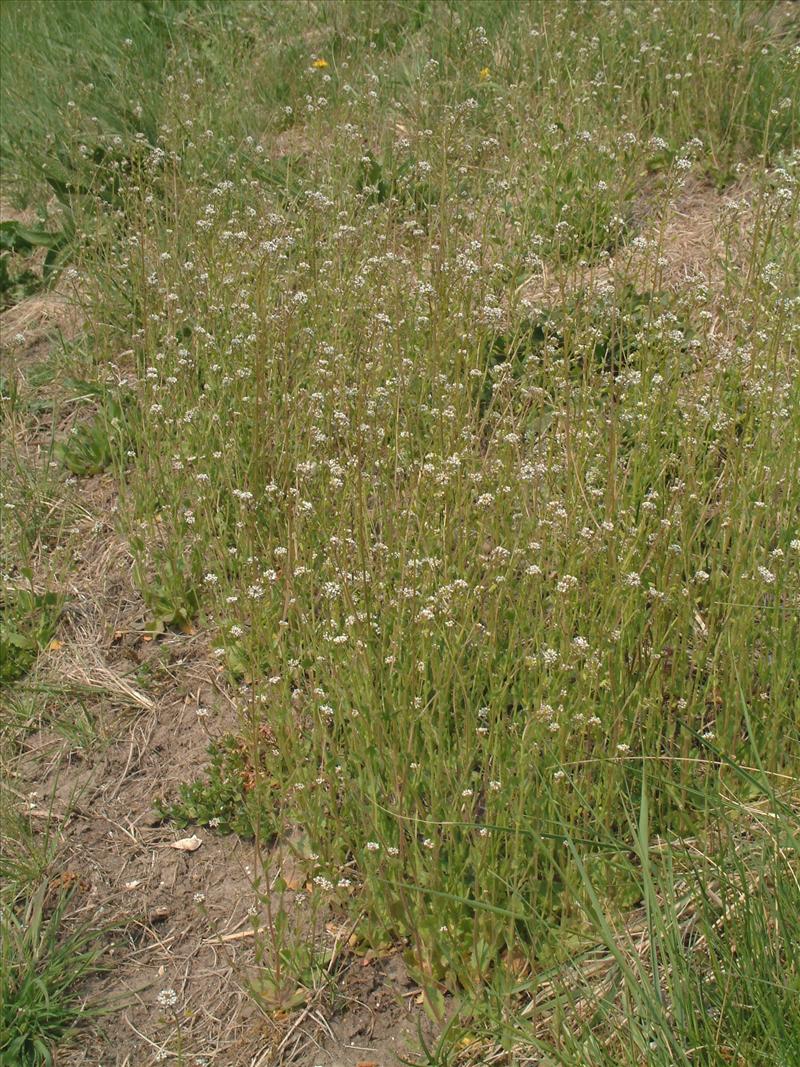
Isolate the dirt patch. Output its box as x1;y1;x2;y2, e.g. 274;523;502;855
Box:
264;124;314;161
290;951;441;1067
7;468;262;1063
518;176;755;319
757;0;800;39
631;177;753;290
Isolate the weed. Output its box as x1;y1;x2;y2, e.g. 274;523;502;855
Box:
0;221;67;310
159;734;262;838
0;884;107;1066
130;550;200;635
54;380;137;477
0;589;61;687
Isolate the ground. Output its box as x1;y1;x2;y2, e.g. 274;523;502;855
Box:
1;3;798;1066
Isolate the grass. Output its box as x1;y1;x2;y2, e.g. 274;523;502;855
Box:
1;0;799;1063
0;883;107;1067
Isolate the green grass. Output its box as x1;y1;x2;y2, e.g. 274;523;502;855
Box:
1;0;799;1063
0;884;107;1067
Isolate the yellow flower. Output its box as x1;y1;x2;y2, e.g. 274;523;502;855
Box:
479;67;490;81
312;58;328;69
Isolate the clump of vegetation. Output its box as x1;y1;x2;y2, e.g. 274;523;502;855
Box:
0;884;107;1066
160;734;266;838
0;588;61;686
0;221;67;310
54;380;137;477
1;0;798;1062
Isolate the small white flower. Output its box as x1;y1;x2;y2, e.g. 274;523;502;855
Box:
157;988;177;1009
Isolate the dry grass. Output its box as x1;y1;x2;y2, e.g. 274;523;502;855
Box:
518;177;756;330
